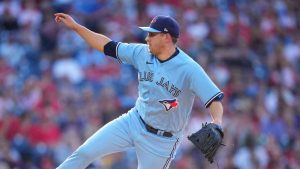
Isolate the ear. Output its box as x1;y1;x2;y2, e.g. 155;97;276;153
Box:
165;33;173;43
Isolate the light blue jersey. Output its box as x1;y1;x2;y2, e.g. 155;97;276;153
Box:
57;42;224;169
117;43;223;134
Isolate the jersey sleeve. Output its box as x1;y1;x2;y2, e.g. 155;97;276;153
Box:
116;42;148;68
189;65;224;108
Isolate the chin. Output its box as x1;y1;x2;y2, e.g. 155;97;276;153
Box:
148;47;154;54
150;50;156;55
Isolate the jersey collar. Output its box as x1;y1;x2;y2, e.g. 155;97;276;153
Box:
157;48;179;63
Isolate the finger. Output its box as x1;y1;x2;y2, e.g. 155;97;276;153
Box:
54;13;65;16
54;13;67;19
55;16;60;22
55;16;65;23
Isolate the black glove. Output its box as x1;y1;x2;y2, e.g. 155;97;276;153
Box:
188;123;224;163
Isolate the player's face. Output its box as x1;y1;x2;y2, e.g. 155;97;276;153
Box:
145;32;166;55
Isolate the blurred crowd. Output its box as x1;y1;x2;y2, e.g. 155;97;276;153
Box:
0;0;300;168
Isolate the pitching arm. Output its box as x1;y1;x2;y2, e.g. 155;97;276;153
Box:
54;13;111;52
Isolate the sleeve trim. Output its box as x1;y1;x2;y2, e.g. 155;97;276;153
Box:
205;92;224;108
116;42;122;64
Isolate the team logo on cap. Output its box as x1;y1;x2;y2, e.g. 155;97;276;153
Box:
159;99;178;111
151;17;157;24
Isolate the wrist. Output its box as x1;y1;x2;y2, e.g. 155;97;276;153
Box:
73;23;81;32
212;120;222;126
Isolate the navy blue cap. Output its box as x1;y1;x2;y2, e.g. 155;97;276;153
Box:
139;15;180;38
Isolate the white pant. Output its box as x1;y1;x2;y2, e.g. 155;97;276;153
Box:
56;110;180;169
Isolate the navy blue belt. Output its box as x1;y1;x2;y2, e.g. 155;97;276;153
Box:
139;117;173;138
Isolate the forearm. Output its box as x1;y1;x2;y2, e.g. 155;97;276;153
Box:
54;13;111;52
73;24;111;52
208;101;223;125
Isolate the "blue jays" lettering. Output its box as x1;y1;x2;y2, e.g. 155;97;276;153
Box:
156;77;181;97
138;71;154;82
138;71;181;97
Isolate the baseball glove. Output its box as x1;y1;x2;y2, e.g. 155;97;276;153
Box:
188;122;224;163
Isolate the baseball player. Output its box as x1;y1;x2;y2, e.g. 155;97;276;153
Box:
54;13;224;169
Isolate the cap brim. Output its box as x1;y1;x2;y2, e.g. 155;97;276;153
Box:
139;27;161;33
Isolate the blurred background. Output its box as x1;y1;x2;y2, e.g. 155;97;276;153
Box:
0;0;300;168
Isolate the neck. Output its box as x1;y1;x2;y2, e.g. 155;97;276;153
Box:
156;45;176;61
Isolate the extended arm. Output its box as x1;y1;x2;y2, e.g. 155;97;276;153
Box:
208;101;223;126
54;13;111;52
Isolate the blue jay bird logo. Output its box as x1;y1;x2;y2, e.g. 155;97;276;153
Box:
159;99;178;111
